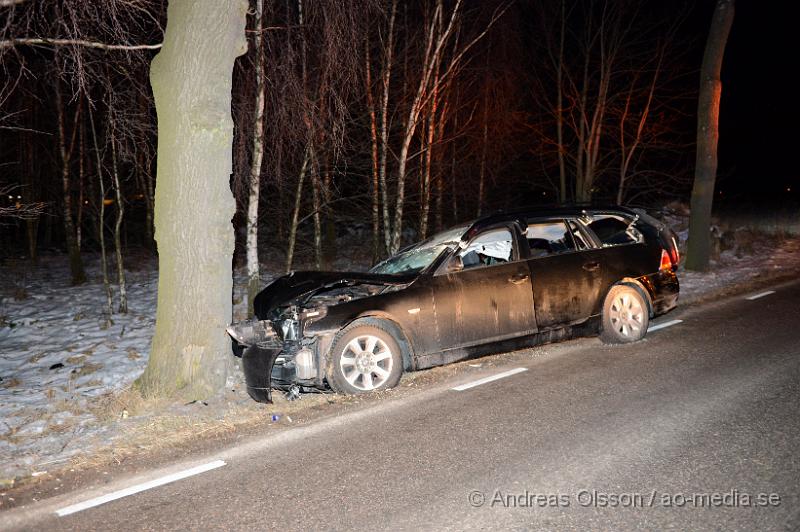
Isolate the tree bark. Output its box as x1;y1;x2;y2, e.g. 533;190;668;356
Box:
109;119;128;314
379;0;397;253
88;101;114;322
246;0;266;317
365;38;381;262
285;147;310;273
77;117;85;250
54;77;87;285
138;0;248;399
686;0;735;272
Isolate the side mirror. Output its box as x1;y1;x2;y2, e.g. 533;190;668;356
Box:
446;255;464;273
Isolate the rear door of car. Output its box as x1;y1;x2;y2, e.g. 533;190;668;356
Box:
579;212;656;313
430;224;537;350
526;218;603;329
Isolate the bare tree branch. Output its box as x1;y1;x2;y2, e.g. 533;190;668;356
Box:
0;37;162;50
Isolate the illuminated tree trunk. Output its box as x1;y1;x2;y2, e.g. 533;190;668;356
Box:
686;0;734;271
365;39;381;262
138;0;248;399
379;0;397;253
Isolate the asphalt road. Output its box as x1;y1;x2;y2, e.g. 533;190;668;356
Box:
5;280;800;531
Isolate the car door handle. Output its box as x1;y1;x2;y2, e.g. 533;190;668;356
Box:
508;274;529;285
582;261;600;272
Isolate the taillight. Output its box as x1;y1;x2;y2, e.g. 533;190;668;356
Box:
659;249;673;271
670;236;680;266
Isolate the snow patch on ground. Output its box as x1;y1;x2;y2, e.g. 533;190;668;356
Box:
679;238;800;302
0;256;160;475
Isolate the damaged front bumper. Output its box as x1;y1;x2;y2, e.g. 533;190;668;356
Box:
227;320;284;403
227;318;326;403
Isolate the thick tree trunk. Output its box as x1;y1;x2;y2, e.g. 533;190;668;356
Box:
138;0;248;399
246;0;266;317
686;0;735;272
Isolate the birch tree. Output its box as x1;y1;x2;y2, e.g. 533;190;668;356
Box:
386;0;507;254
138;0;248;399
246;0;266;316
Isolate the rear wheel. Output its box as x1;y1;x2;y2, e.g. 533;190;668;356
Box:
327;319;404;394
600;285;649;343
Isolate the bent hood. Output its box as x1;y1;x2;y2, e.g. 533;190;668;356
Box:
253;270;416;317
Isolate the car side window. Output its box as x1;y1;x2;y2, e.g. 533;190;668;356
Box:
586;215;643;247
525;221;576;258
458;228;515;270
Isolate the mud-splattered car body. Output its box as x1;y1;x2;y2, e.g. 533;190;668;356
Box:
228;206;680;403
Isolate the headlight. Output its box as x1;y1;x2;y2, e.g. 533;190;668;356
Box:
226;319;278;347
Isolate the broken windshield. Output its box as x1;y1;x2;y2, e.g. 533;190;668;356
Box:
370;225;469;275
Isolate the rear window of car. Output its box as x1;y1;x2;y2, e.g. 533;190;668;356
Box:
525;221;576;258
586;215;643;247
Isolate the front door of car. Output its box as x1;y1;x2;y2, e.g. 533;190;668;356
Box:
525;219;602;329
430;226;537;351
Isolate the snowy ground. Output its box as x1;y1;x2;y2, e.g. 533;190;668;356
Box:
1;224;799;483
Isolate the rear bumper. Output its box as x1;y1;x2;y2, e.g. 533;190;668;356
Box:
645;269;680;316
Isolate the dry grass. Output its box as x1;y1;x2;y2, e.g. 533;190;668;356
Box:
65;354;87;365
87;386;170;423
1;376;21;389
27;352;45;364
71;362;103;378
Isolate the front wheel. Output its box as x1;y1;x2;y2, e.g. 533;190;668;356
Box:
600;285;649;344
327;319;404;394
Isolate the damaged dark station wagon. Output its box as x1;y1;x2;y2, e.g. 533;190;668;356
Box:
227;206;680;403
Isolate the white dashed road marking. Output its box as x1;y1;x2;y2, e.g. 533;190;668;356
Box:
452;368;528;391
648;319;683;332
55;460;227;517
745;290;776;301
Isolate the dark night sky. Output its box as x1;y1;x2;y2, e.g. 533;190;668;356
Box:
717;1;798;204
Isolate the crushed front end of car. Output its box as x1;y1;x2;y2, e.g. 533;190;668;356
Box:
227;307;330;403
227;271;414;403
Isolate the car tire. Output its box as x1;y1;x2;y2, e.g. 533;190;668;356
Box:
600;284;649;344
326;318;404;395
